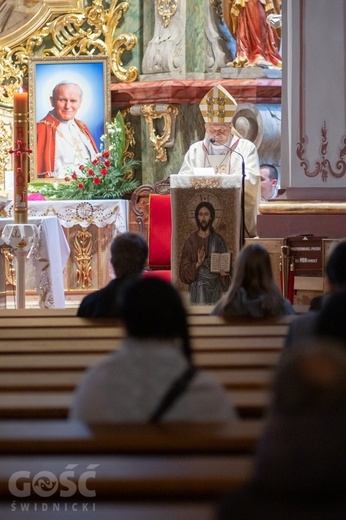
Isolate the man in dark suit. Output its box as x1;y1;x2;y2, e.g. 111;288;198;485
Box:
77;232;148;318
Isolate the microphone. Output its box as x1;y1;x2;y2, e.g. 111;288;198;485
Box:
209;138;245;163
209;137;246;247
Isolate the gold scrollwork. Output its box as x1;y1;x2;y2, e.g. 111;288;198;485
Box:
74;229;93;289
120;108;136;174
157;0;178;28
191;177;221;190
209;0;223;21
0;0;138;107
140;104;179;163
0;109;12;185
4;247;15;286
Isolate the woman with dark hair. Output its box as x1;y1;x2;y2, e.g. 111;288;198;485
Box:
212;243;295;318
70;277;236;422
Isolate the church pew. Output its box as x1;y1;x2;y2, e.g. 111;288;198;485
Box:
0;419;263;455
0;314;289;419
0;315;293;350
0;421;259;515
0;454;253;501
0;352;280;370
0;502;217;520
0;388;269;419
0;305;213;317
0;368;273;391
0;305;306;318
0;454;252;518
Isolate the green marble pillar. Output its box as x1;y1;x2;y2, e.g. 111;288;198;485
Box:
186;0;205;74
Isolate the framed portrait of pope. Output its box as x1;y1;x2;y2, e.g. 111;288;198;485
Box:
28;55;111;181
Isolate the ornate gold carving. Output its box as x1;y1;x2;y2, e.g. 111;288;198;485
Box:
297;122;346;181
4;248;15;286
190;177;221;190
259;200;346;215
140;104;179;163
209;0;223;21
157;0;178;28
0;1;83;48
120;108;136;165
0;109;12;184
74;229;93;289
0;0;138;107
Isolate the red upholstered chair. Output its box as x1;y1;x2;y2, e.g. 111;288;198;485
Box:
130;178;172;281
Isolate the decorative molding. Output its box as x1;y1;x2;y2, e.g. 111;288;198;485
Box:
297;1;346;182
4;248;15;286
209;0;223;21
139;104;179;163
74;229;93;289
120;108;136;164
0;0;138;108
0;108;12;185
157;0;178;28
297;123;346;181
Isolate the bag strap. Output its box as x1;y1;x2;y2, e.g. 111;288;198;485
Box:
149;365;197;423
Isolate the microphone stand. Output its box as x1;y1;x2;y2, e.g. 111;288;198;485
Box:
210;138;246;248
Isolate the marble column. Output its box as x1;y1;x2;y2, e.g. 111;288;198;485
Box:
281;0;346;189
141;0;233;80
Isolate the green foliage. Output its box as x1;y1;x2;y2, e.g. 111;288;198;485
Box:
29;113;139;200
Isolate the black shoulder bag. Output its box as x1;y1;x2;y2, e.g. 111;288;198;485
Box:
149;365;197;423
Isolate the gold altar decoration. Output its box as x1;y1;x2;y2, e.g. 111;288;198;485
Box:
190;177;222;190
0;0;138;108
140;104;179;163
120;108;136;164
209;0;223;21
0;109;12;185
4;248;15;287
259;200;346;215
74;229;93;289
157;0;178;28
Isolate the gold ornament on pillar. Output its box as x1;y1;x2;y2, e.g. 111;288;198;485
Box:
157;0;178;28
140;104;179;163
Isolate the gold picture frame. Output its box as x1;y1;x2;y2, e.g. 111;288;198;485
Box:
0;1;83;47
28;55;111;182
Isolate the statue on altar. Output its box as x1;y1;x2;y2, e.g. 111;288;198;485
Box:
225;0;282;68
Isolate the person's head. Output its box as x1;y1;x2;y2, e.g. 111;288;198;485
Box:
199;85;238;144
231;243;275;297
120;277;192;362
260;164;278;200
110;232;148;278
271;341;346;418
194;201;215;232
315;288;346;347
205;122;233;145
50;82;83;121
253;342;346;494
325;239;346;290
